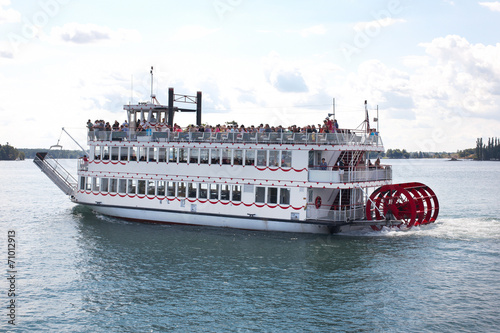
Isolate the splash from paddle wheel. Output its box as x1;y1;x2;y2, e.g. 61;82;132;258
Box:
366;182;439;231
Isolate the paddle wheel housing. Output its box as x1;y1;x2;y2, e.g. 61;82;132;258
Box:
366;182;439;230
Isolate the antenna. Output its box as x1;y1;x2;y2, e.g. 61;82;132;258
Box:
332;98;335;119
150;66;154;103
365;100;370;133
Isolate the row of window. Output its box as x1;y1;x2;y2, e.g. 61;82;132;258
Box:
92;146;293;167
80;177;291;205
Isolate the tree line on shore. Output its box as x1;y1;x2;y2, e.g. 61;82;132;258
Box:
19;148;83;159
475;137;500;161
0;144;25;160
382;149;454;159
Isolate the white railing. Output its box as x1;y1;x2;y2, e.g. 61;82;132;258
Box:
33;153;77;196
308;166;392;183
306;205;365;222
87;130;383;147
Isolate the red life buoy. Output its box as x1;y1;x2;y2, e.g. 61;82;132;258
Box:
315;196;322;209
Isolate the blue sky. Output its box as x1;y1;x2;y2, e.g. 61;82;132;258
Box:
1;0;499;152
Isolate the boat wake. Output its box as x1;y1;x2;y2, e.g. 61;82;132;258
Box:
340;217;500;240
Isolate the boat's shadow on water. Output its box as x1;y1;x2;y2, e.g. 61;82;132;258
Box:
69;205;395;274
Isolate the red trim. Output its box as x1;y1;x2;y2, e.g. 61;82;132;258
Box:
78;190;304;210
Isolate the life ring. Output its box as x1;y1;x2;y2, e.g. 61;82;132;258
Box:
314;196;322;209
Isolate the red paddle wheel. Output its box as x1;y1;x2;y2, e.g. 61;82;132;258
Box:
366;182;439;231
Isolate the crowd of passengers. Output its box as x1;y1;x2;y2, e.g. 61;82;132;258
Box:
87;117;341;135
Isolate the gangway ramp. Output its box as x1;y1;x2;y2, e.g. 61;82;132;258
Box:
33;152;77;196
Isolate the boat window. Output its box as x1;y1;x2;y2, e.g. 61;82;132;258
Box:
137;180;146;195
167;181;176;197
209;184;219;200
233;150;243;165
245;150;255;166
200;149;209;164
187;183;197;198
220;184;230;200
211;149;220;164
92;177;99;192
120;147;129;161
80;176;86;190
158;148;167;162
199;183;208;199
169;148;177;163
190;148;199;164
269;151;279;167
232;185;241;201
267;187;278;204
222;149;231;165
102;147;109;161
281;151;292;168
118;179;126;193
157;181;166;197
94;146;101;160
101;178;109;192
179;148;188;163
257;150;267;166
280;188;290;205
111;147;119;161
178;182;186;197
130;147;137;161
147;180;156;195
307;188;313;203
110;179;118;193
255;187;265;203
148;147;156;162
127;179;137;194
139;147;147;162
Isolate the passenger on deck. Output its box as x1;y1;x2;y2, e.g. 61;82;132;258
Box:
87;120;94;139
81;155;89;170
337;159;344;169
320;158;327;170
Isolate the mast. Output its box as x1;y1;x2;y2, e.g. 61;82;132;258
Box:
332;98;335;119
150;66;154;103
365;100;370;133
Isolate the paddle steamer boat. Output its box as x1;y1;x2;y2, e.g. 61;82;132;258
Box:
34;77;439;233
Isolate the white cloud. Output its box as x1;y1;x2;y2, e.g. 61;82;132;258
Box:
353;17;406;32
48;23;141;44
479;1;500;12
300;25;327;37
0;41;13;58
0;0;20;24
168;25;219;41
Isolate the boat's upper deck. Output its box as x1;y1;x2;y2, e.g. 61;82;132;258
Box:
88;129;383;148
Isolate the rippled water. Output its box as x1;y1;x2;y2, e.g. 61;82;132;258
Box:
1;159;499;332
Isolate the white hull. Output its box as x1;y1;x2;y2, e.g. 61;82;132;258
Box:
85;203;361;234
